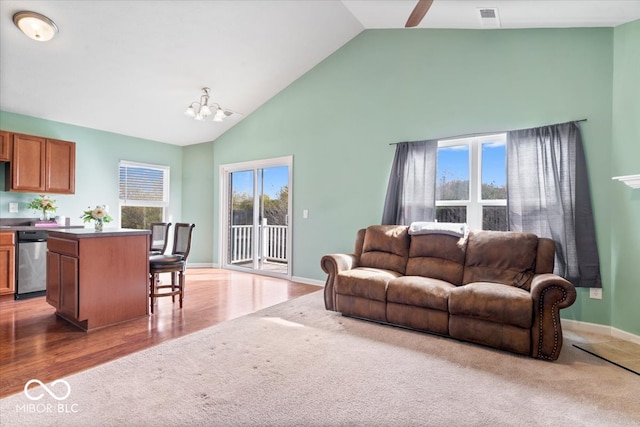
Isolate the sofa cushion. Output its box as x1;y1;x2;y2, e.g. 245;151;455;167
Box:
535;238;556;274
449;282;533;329
360;225;409;274
335;268;402;302
406;234;466;285
462;230;538;290
387;276;455;312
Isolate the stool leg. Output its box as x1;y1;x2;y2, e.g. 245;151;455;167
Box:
178;271;184;308
149;273;155;314
171;272;177;303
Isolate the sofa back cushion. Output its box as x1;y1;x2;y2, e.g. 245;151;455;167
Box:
535;237;556;274
406;234;466;285
360;225;409;274
462;230;538;290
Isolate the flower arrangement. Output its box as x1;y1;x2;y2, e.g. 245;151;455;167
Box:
81;205;113;231
27;194;57;220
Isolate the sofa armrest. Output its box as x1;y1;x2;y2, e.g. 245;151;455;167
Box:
530;273;577;360
321;254;358;311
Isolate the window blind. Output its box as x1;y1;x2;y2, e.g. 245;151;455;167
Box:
119;161;169;205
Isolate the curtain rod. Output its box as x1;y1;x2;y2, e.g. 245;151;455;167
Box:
389;118;588;145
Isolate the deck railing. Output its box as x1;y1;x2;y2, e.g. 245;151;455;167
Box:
230;223;287;264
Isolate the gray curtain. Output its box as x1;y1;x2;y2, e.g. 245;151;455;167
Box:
507;121;601;288
382;140;438;225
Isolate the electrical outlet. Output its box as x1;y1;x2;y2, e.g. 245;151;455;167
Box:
9;202;18;213
589;288;602;300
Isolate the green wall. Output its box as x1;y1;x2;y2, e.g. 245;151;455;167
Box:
2;24;637;336
610;20;640;336
207;27;618;326
182;141;215;264
0;111;183;232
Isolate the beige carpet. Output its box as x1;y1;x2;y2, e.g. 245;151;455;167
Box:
2;291;639;427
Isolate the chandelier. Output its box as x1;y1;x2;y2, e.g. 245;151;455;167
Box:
184;87;235;122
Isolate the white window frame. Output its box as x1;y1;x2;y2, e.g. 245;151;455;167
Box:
436;133;506;230
118;160;170;226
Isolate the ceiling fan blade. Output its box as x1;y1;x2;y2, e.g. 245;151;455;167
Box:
405;0;434;28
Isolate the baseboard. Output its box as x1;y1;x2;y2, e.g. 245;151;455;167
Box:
185;266;322;286
291;276;324;287
187;263;215;268
562;319;640;345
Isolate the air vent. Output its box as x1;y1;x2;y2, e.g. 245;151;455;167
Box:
479;9;496;19
477;7;500;28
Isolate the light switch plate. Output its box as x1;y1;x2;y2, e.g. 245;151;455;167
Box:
589;288;602;300
9;202;18;213
303;209;309;219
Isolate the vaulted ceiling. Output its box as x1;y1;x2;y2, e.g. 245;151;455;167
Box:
1;1;639;146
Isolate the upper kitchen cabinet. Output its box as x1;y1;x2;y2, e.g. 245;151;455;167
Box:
0;131;11;162
7;133;76;194
46;138;76;194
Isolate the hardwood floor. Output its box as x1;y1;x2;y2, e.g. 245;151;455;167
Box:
0;268;321;399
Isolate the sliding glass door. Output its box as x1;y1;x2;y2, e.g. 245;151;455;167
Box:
221;157;292;278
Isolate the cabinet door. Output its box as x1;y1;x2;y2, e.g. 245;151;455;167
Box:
0;131;10;162
11;133;46;192
0;232;16;296
59;255;79;319
46;251;60;308
46;139;76;194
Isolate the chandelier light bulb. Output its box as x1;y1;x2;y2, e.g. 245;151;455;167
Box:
184;105;196;117
213;108;226;122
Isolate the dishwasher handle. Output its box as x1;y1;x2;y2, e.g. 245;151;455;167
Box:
17;231;49;243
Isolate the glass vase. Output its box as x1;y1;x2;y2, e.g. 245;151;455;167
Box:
94;218;103;231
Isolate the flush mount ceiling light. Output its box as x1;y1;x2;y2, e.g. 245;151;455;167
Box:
13;11;59;42
184;87;240;122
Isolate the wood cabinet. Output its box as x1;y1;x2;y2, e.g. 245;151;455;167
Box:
45;138;76;194
46;251;60;307
0;131;11;162
10;133;45;191
46;246;79;317
47;229;150;331
0;232;16;296
5;132;76;194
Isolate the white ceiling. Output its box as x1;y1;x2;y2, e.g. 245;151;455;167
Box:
1;1;639;146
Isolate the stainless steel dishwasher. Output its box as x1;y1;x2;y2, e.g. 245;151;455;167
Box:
16;230;48;299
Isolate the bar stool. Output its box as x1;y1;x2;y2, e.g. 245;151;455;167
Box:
149;223;195;313
149;222;171;255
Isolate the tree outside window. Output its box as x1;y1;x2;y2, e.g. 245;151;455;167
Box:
119;161;169;229
436;134;507;231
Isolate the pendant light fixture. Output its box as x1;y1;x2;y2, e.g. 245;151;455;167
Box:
184;87;239;122
13;11;59;42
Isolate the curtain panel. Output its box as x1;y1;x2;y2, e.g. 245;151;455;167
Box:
507;121;601;288
382;140;438;225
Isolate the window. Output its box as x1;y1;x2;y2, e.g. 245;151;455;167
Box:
119;161;169;229
436;133;507;230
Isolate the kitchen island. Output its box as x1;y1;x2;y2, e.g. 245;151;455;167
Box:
46;228;150;331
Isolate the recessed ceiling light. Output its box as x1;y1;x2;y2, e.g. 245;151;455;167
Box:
13;11;59;42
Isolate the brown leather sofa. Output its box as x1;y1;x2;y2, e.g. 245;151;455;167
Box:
321;225;577;360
